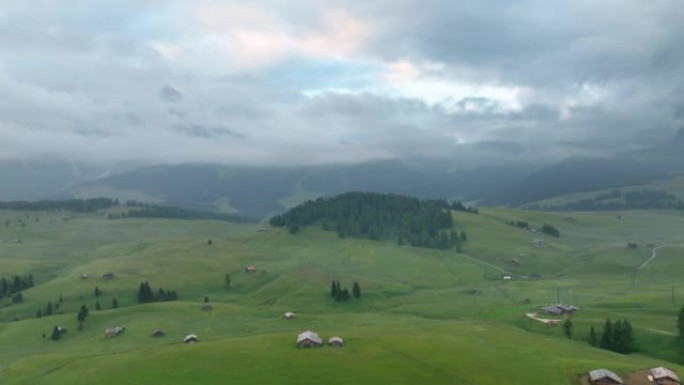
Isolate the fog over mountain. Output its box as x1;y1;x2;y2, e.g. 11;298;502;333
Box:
1;0;683;168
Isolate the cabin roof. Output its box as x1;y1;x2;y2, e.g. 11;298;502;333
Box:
589;369;623;384
297;331;322;344
651;367;680;382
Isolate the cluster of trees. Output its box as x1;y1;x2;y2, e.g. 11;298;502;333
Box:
36;296;63;318
507;220;530;230
330;280;361;302
589;318;634;354
137;282;178;303
1;275;33;303
538;189;684;211
541;223;560;238
270;192;464;250
109;206;246;223
0;198;118;212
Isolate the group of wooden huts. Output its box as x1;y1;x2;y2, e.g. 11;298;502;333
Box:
296;331;343;348
589;366;680;385
539;303;579;316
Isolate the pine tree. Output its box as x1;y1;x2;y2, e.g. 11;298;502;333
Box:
94;286;101;297
51;325;61;341
95;300;101;311
613;320;624;353
225;273;231;290
204;296;210;303
45;301;53;316
59;294;64;303
207;239;213;245
622;320;634;354
77;304;88;322
330;280;337;298
599;318;613;350
352;282;361;298
563;319;573;339
112;298;119;309
589;326;598;347
36;309;43;318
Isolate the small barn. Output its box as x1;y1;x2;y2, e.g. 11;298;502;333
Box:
540;304;579;316
102;272;115;280
105;326;126;338
328;336;343;347
651;367;680;385
184;334;199;343
245;266;256;273
589;368;623;385
297;331;322;348
151;329;166;337
283;312;296;319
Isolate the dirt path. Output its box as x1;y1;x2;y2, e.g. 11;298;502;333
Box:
525;312;561;325
638;245;666;269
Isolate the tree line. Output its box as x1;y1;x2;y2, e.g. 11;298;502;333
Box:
0;198;119;212
270;192;466;250
0;275;34;299
330;280;361;302
588;318;634;354
137;282;179;303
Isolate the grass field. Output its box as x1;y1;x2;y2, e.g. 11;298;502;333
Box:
1;207;684;384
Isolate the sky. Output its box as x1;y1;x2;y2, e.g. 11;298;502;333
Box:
1;0;683;167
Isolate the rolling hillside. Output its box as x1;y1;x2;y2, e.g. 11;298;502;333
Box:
1;203;684;384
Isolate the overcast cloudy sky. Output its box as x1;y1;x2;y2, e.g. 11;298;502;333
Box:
1;0;683;166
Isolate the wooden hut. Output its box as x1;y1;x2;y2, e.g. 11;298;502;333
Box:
328;336;343;347
201;303;214;311
296;331;322;348
151;329;166;337
651;367;681;385
589;369;623;385
245;266;256;273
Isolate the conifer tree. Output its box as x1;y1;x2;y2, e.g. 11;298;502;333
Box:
45;301;53;316
225;273;231;290
112;298;119;309
36;309;42;318
352;282;361;298
613;320;624;353
678;305;684;340
51;325;61;341
589;326;598;347
331;280;337;298
77;304;89;322
599;318;613;350
622;320;634;354
95;300;101;311
94;286;101;297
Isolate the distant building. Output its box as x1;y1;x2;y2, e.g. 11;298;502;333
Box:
589;368;623;385
245;266;256;273
502;275;512;280
283;312;296;319
151;329;166;337
328;336;343;347
539;304;579;316
651;367;680;385
102;272;115;280
297;331;322;348
201;303;214;311
105;326;126;338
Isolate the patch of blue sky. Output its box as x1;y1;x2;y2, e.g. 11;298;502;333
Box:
266;58;380;94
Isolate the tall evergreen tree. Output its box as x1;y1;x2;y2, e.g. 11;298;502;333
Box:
36;309;42;318
95;300;101;311
225;273;231;290
352;282;361;298
45;301;53;316
589;326;598;347
330;280;338;298
51;325;61;341
599;318;613;350
112;298;119;309
622;320;634;354
613;320;625;353
77;304;88;322
94;286;101;297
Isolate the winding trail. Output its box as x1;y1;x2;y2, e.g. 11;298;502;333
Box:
638;245;666;270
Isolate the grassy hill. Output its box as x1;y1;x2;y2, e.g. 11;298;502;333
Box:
1;206;684;384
